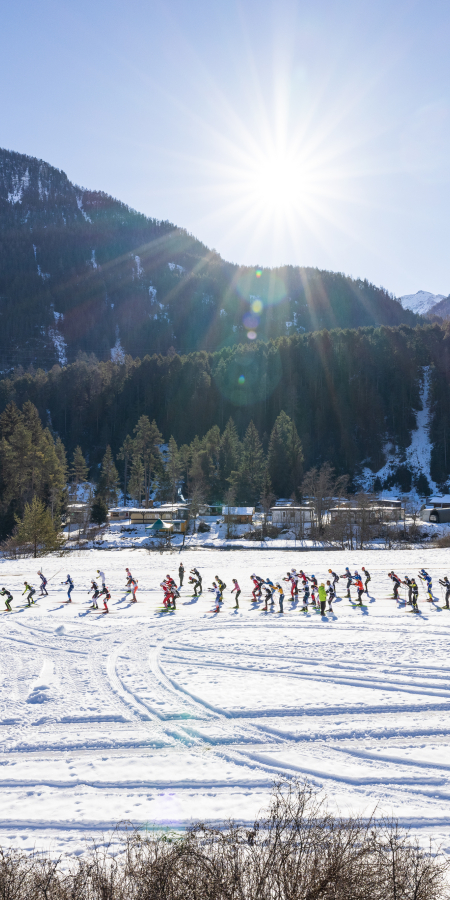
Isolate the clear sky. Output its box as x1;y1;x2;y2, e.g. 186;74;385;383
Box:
1;0;449;297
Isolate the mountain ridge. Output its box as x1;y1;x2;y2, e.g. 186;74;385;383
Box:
0;146;420;370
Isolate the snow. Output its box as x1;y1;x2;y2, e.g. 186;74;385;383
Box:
134;255;143;277
76;195;92;223
148;285;157;300
2;547;450;856
7;168;29;204
111;328;125;363
399;290;446;316
91;249;97;269
357;366;438;497
48;329;68;366
167;262;184;273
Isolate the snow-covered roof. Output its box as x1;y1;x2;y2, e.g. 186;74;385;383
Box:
222;507;254;515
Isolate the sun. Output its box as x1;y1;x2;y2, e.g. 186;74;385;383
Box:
248;151;308;216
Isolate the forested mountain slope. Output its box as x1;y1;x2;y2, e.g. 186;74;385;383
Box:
1;323;449;489
0;147;419;369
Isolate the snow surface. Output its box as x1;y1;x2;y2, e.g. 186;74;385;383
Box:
76;195;92;223
111;328;125;363
399;290;446;316
2;547;450;856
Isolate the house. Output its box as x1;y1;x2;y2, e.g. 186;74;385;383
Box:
222;507;254;524
271;506;314;525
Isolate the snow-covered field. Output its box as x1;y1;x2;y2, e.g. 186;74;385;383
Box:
2;547;450;857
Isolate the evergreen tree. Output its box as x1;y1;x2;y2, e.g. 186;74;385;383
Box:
117;434;134;505
133;416;163;506
267;411;304;499
166;436;181;504
71;446;88;497
15;496;63;557
98;445;119;507
219;418;241;498
128;455;144;506
230;421;266;506
91;495;108;525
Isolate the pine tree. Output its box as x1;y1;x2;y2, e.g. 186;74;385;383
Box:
166;436;181;504
219;418;241;498
128;455;144;506
117;434;134;505
15;496;63;557
133;416;162;506
230;421;266;506
267;411;304;499
71;446;88;497
98;446;119;507
91;495;108;525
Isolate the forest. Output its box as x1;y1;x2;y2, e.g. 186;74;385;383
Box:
0;321;450;501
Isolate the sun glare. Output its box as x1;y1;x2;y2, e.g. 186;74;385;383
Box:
250;152;307;215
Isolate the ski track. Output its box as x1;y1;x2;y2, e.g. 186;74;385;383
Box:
2;548;450;855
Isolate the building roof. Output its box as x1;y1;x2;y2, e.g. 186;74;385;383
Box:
222;507;254;515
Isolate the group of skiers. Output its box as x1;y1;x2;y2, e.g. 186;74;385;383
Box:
1;568;138;614
387;568;450;609
3;561;450;616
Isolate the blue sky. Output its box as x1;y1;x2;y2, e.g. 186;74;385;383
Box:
1;0;449;296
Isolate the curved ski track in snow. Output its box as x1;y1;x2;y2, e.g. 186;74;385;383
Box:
2;548;450;855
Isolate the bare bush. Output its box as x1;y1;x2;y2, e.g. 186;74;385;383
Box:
0;781;448;900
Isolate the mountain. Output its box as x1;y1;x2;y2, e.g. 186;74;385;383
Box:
399;290;447;317
0;147;420;370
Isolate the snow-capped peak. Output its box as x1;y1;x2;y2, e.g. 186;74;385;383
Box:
399;290;446;316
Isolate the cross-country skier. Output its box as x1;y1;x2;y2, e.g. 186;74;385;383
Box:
97;569;106;589
23;581;36;606
354;573;364;606
215;576;226;601
361;566;371;593
250;574;263;601
308;574;318;607
328;569;340;590
178;562;184;587
419;569;433;601
189;574;201;597
264;578;275;610
388;571;402;600
403;576;414;605
341;567;353;599
326;580;335;611
439;576;450;609
283;571;297;600
0;587;12;611
62;574;74;602
411;578;419;610
130;576;138;603
209;582;221;612
318;583;327;615
125;568;134;592
301;578;310;609
231;578;241;608
38;570;48;597
274;583;284;613
190;568;202;594
88;580;100;609
100;586;110;613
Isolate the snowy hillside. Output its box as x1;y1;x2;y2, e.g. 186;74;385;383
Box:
357;366;439;497
399;290;446;316
1;547;450;856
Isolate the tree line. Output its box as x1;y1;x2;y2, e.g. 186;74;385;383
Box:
0;322;449;487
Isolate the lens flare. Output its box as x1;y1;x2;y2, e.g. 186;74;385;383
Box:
242;313;259;329
256;270;262;278
251;299;262;313
247;331;257;340
238;375;245;384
